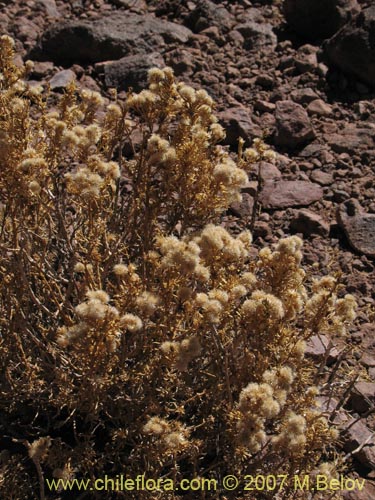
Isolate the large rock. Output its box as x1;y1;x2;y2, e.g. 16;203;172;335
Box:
103;53;165;92
274;100;315;149
348;381;375;413
261;181;323;209
284;0;360;41
325;6;375;87
30;13;192;64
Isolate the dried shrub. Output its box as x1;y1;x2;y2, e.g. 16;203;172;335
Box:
0;35;357;499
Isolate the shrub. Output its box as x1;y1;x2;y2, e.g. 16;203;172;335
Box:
0;35;356;499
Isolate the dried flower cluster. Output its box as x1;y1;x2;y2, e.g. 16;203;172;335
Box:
0;36;357;499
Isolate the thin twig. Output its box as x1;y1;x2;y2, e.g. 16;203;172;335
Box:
343;433;374;462
250;161;263;232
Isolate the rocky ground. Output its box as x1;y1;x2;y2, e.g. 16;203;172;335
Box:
1;0;375;497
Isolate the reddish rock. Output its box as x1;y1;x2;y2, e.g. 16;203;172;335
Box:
290;209;330;237
325;125;375;154
219;106;262;147
241;181;258;197
290;87;319;104
310;169;334;186
274;100;315;149
165;48;202;76
253;221;272;240
15;18;40;47
254;74;275;89
79;74;101;92
295;44;318;73
358;323;375;369
254;100;276;113
259;162;281;182
30;60;54;78
236;21;277;50
343;419;375;469
343;480;375;500
305;334;339;364
260;180;323;208
184;0;234;33
337;200;375;257
307;99;333;117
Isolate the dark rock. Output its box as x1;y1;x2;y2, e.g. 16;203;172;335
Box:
103;53;164;91
284;0;360;41
337;200;375;257
333;189;350;203
30;13;192;65
261;180;323;208
324;6;375;87
274;100;315;148
290;209;330;237
218;106;262;147
348;381;375;413
184;0;234;33
278;55;295;71
241;181;258;197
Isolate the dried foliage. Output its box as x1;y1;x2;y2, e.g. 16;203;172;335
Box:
0;36;357;499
